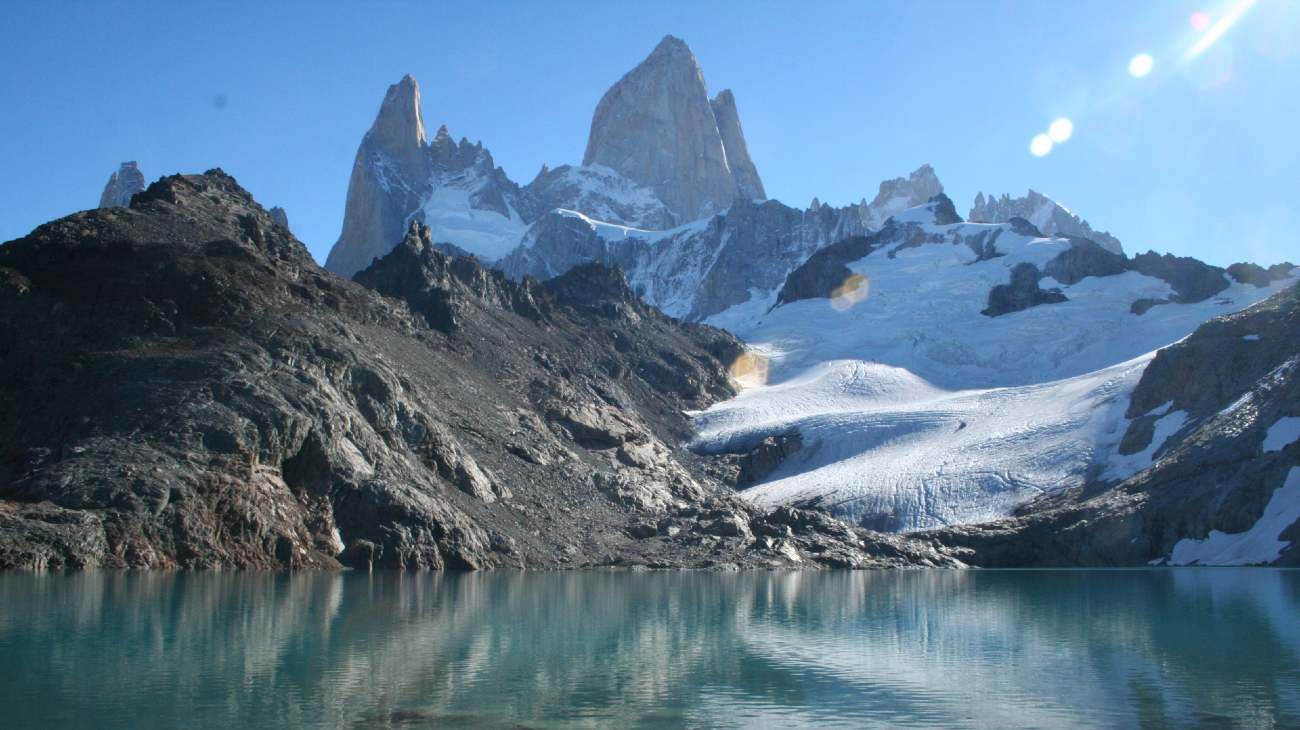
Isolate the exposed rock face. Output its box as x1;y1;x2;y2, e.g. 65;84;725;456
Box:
710;90;765;201
1126;250;1229;303
865;164;945;229
0;170;952;570
1227;261;1297;288
775;194;975;308
970;189;1124;254
268;206;290;231
981;263;1067;317
325;75;431;277
1042;237;1127;285
503;167;947;322
582;35;762;223
920;283;1300;566
97;161;146;208
325;76;528;277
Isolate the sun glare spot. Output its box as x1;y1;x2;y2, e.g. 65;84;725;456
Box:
830;273;870;311
1029;133;1053;157
1128;53;1155;77
1186;0;1257;60
1190;11;1212;32
728;351;770;388
1048;117;1074;143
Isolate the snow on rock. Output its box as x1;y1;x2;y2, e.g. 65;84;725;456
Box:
715;208;1293;390
970;188;1124;254
1168;468;1300;565
1263;417;1300;452
1101;408;1188;482
413;179;526;262
691;196;1296;530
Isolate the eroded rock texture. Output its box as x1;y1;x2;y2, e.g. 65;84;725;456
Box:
0;170;950;570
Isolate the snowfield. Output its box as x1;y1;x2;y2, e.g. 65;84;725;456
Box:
692;205;1296;530
693;356;1151;530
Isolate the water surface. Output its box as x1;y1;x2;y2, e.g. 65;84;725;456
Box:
1;570;1297;728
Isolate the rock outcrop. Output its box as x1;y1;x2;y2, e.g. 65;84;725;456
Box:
97;161;146;208
981;262;1067;317
582;35;763;223
269;206;290;231
0;170;951;570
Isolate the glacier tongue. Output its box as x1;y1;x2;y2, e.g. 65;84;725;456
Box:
693;356;1151;531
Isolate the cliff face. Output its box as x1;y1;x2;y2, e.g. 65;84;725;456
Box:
0;170;943;570
325;75;432;278
582;36;764;223
710;89;765;202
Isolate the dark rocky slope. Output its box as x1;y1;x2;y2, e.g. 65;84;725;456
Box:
0;170;948;570
921;282;1300;565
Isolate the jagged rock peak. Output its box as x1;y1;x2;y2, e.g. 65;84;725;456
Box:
969;188;1124;255
710;89;766;201
371;74;427;167
98;161;146;208
269;206;290;230
582;35;762;223
870;164;943;210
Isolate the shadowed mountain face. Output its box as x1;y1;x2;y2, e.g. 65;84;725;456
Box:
0;170;944;571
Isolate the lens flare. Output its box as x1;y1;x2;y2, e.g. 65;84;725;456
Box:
1128;53;1155;77
728;351;770;388
830;273;870;311
1190;10;1212;32
1186;0;1257;60
1029;133;1053;157
1048;117;1074;143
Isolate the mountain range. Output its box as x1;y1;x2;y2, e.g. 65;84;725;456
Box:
18;34;1300;568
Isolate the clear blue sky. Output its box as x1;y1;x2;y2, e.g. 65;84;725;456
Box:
2;0;1297;267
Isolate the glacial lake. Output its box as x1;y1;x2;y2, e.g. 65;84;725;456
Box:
2;570;1297;729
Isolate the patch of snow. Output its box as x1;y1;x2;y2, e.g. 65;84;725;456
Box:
1263;417;1300;452
1242;334;1261;341
1168;468;1300;566
1145;401;1174;418
1101;409;1188;482
414;182;527;260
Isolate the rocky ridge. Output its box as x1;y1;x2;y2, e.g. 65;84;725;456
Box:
0;170;952;570
970;189;1124;254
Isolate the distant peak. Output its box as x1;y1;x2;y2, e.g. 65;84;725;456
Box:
371;74;426;149
651;34;692;58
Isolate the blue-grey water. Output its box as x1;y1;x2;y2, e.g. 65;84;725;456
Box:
1;570;1297;729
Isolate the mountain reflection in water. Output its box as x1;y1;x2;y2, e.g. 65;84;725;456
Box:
1;569;1297;728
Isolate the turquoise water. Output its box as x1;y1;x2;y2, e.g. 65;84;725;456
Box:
1;570;1297;729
